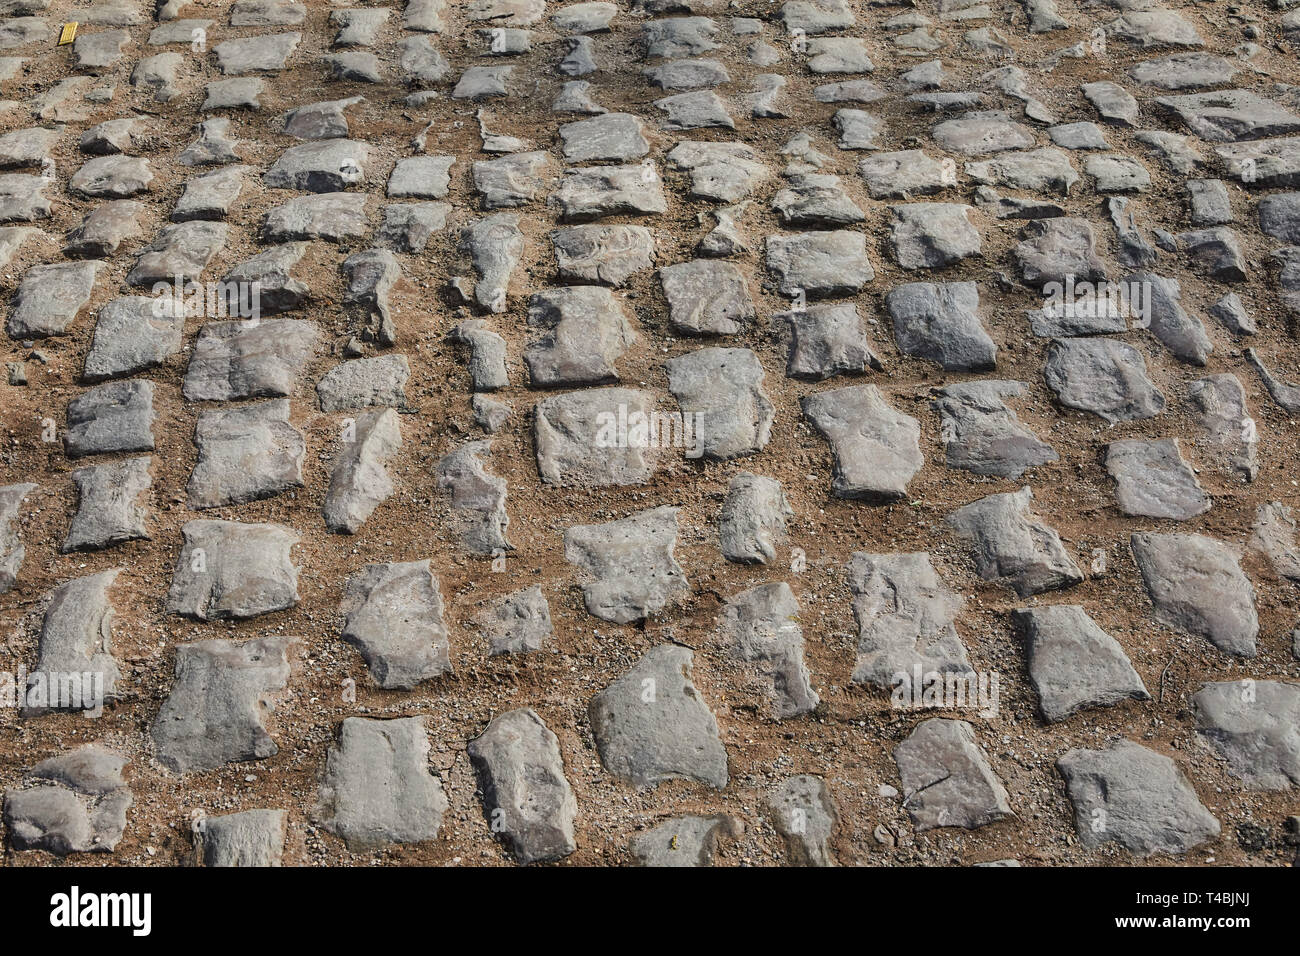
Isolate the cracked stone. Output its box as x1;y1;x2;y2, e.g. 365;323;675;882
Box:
340;559;451;689
165;519;299;620
803;384;923;500
947;487;1084;597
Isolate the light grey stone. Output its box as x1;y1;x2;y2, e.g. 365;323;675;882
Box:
65;380;155;458
166;519;299;620
195;810;286;867
435;440;509;555
188;401;304;509
551;224;654;286
667;141;768;202
64;458;150;551
324;407;400;534
719;472;790;565
549;164;667;221
721;581;818;718
1044;337;1165;423
261;192;370;242
480;585;550;655
770;775;837;866
886;281;995;370
665;347;772;459
3;745;131;855
7;260;99;338
535;388;659;486
183;319;318;401
803;384;922;500
565;507;687;623
24;570;122;710
126;220;228;287
766;230;872;297
340;560;450;689
525;286;635;387
630;814;739;866
947;487;1084;597
213;32;299;74
894;719;1011;831
1188;373;1256;481
0;482;36;594
465;213;523;313
932;380;1056;478
171;165;247;222
1193;680;1300;790
317;354;409;412
224;242;310;315
890;203;980;269
1105;438;1209;520
1249;501;1300;582
660;259;754;336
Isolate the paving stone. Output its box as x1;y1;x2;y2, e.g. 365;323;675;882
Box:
396;36;450;85
1177;227;1246;283
588;644;726;787
7;260;99;338
172;165;248;222
1188;179;1233;227
769;775;837;866
3;745;131;855
213;32;300;74
1105;438;1209;520
885;281;995;371
766;230;873;297
0;173;50;222
1246;347;1300;414
1057;739;1219;855
479;585;551;655
718;472;790;565
342;248;400;344
721;581;817;718
1129;271;1212;365
265;138;371;192
564;506;686;623
646;57;729;90
0;482;36;594
435;440;510;555
655;89;734;130
230;0;304;26
188;400;304;509
195;810;286;867
78;119;136;156
847;551;972;689
127;220;228;287
858;149;952;199
324;407;401;534
332;7;388;46
464;213;523;313
1012;217;1104;290
1082;80;1138;126
1015;604;1149;723
386;155;452;199
553;2;615;33
780;302;880;380
1192;680;1300;790
0;126;55;168
152;636;294;772
65;379;156;458
183;319;318;401
667;141;769;201
773;173;864;226
1157;90;1300;143
1259;192;1300;243
1129;52;1237;90
24;570;122;710
64;458;150;551
340;560;450;688
467;708;577;863
449;320;508;391
1130;531;1258;657
1044;337;1165;423
559;113;648;163
263;192;370;242
166;519;299;620
181;119;241;164
317;354;410;412
659;259;754;336
473;152;552;208
932;116;1035;155
224;242;311;315
550;224;655;286
1134;129;1202;175
1085;153;1150;192
966;148;1078;196
451;64;511;99
1188;373;1257;482
550;164;668;221
1047;121;1109;150
894;719;1011;831
376;202;448;252
1249;501;1300;582
803;384;922;500
1105;10;1203;48
890;203;980;269
524;286;634;387
630;814;740;866
202;78;264;111
665;347;771;460
932;380;1057;478
947;487;1084;597
318;716;447;850
643;16;719;58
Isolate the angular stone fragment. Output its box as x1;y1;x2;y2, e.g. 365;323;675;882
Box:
262;193;369;242
342;248;400;345
1192;681;1300;791
769;775;836;866
0;126;57;168
721;582;817;718
1043;337;1165;423
224;243;310;315
766;230;872;297
1129;53;1236;91
318;717;447;850
890;203;980;269
631;814;739;866
1084;154;1150;193
3;745;131;855
127;220;228;287
565;507;687;623
588;644;726;788
180;118;241;165
0;173;50;223
932;380;1055;478
1057;739;1219;855
65;380;155;458
230;0;304;26
1130;531;1258;657
932;116;1035;155
773;173;864;226
665;347;771;460
549;164;667;221
1157;90;1300;143
24;570;122;710
166;519;299;620
1048;122;1109;151
718;472;790;565
131;50;180;101
559;113;647;163
7;260;99;338
435;440;509;555
325;407;400;534
659;259;754;336
0;482;35;594
537;387;662;485
1249;502;1300;582
376;202;447;252
645;57;728;90
833;109;883;149
64;458;150;552
468;708;577;864
885;281;995;371
858;150;951;199
894;719;1011;831
386;155;452;199
479;585;551;656
152;636;293;773
1082;80;1138;126
780;303;880;381
281;96;362;140
172;165;247;222
947;487;1084;597
1015;605;1148;722
1105;438;1209;520
340;560;450;689
803;385;922;500
188;401;304;509
195;810;286;867
525;286;635;387
1013;217;1104;289
214;32;299;74
448;320;507;391
264;139;370;193
551;224;654;286
183;319;318;401
643;16;718;58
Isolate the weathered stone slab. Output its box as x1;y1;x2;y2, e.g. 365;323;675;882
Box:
64;458;150;552
183;319;319;401
803;385;923;500
565;506;687;623
340;560;450;689
188;400;305;509
324;407;400;534
894;719;1011;831
166;519;299;620
535;388;659;486
721;581;818;718
665;347;772;460
947;487;1084;597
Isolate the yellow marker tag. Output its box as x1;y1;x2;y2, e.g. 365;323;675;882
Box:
58;22;77;45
